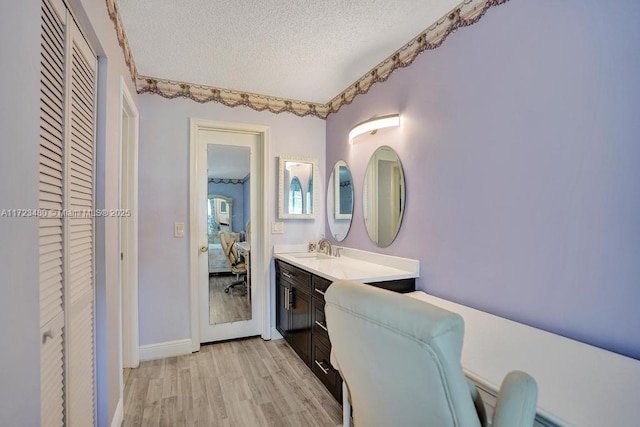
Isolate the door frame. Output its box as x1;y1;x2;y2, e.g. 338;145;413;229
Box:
189;118;271;352
118;76;140;376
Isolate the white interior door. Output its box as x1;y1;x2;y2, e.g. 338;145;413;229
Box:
39;1;67;424
196;130;261;343
65;17;97;427
119;76;139;375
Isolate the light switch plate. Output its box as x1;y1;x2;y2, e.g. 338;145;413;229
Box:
174;222;185;238
272;221;284;234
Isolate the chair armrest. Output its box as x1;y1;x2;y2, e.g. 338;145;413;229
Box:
467;380;488;427
492;371;538;427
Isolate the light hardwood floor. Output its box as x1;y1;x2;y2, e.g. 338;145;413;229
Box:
209;275;251;325
123;337;342;427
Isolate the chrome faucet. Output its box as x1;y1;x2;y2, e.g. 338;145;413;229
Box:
317;238;333;256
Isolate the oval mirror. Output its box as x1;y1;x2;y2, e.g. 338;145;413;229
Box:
327;160;354;242
363;146;405;247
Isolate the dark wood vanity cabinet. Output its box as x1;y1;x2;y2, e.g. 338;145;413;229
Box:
275;258;415;403
275;260;312;366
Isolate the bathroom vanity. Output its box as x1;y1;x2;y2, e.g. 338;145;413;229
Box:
274;247;419;402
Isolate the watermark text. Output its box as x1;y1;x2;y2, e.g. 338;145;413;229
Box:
1;209;132;218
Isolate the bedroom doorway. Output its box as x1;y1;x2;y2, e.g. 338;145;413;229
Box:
190;119;269;347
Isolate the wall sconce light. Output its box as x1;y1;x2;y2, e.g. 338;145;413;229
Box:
349;114;400;144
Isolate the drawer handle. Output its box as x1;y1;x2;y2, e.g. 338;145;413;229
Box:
314;288;325;296
284;289;294;309
315;359;330;375
314;320;328;332
282;271;294;279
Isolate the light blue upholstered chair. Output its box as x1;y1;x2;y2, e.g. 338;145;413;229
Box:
219;231;247;293
325;280;538;427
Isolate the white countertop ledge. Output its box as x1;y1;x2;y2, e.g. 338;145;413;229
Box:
407;292;640;427
273;246;419;283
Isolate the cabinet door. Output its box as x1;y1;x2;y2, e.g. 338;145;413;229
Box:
276;283;290;338
288;286;312;366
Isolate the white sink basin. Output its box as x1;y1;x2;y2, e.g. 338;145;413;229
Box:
291;253;333;260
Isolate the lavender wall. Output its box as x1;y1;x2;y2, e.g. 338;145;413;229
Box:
0;3;41;425
326;0;640;359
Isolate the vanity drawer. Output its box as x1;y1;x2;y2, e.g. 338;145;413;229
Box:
277;260;311;290
312;275;332;301
312;296;330;348
311;338;341;402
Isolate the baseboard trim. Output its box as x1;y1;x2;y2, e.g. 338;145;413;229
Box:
110;398;123;427
139;339;193;361
271;327;283;340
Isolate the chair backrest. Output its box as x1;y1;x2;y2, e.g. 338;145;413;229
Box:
325;280;482;427
219;231;245;273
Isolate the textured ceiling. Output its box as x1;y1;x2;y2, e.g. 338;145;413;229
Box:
116;0;463;103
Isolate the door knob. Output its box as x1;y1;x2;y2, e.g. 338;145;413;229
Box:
42;329;54;344
200;245;208;253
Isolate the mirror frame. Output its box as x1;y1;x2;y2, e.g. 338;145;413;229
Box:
278;155;318;219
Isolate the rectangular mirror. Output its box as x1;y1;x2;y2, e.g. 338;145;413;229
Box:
278;156;318;219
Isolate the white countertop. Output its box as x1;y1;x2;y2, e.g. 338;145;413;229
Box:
273;246;419;283
407;291;640;427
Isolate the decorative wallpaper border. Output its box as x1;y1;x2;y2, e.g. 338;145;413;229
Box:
208;178;246;185
136;76;330;119
105;0;138;81
108;0;509;119
325;0;510;115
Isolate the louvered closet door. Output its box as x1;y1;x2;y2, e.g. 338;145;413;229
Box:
65;17;97;427
39;0;97;425
39;0;66;426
